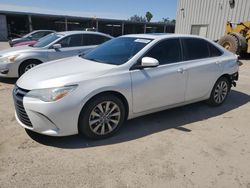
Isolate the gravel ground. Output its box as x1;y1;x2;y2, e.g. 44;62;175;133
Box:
0;43;250;188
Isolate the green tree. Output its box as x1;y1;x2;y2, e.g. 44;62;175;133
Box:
162;17;170;23
146;11;153;22
171;19;176;24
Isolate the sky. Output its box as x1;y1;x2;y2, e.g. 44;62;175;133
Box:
0;0;177;21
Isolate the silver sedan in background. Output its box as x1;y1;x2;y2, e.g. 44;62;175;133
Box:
0;31;113;77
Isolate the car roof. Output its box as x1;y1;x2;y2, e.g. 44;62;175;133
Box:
121;33;209;40
57;31;113;38
32;30;55;33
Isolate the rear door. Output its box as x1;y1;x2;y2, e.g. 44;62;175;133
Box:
181;38;223;101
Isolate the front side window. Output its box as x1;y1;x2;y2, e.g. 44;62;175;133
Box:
83;34;111;46
182;38;210;60
56;34;83;48
144;39;182;65
83;37;151;65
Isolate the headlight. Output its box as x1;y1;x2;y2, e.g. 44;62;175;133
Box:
26;85;78;102
0;54;19;63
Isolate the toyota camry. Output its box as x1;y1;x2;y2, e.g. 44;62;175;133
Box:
13;34;239;139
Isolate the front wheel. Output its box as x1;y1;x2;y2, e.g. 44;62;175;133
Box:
19;60;41;76
78;94;126;139
208;77;230;106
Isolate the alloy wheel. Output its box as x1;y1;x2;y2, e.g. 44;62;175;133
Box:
24;64;37;72
89;101;121;135
214;80;228;104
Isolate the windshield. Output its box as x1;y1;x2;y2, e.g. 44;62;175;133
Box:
33;33;62;48
83;37;152;65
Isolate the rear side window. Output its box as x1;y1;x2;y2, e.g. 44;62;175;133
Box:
182;38;210;60
56;34;83;47
208;43;223;57
83;34;111;46
144;39;182;65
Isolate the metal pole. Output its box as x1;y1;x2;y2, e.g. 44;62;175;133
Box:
28;15;33;32
144;23;146;33
65;17;68;31
164;24;167;33
96;20;99;31
122;22;124;35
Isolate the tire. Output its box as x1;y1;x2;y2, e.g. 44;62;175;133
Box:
218;34;241;54
207;77;230;106
19;60;41;76
78;94;126;139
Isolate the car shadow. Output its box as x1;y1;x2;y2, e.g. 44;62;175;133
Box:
26;90;250;149
0;77;17;85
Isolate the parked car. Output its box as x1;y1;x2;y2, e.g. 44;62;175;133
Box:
13;34;239;139
9;30;55;47
0;31;113;77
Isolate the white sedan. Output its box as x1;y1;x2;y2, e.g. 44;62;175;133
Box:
13;34;239;139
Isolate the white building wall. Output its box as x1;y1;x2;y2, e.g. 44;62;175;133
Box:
0;14;7;41
175;0;250;40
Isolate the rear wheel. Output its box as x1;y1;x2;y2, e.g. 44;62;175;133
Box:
218;34;240;54
19;60;41;76
208;77;230;106
78;94;126;139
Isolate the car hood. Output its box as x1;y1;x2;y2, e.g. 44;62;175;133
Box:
0;46;42;56
17;56;116;90
13;40;37;47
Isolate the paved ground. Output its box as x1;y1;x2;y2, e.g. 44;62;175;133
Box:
0;42;250;188
0;42;10;49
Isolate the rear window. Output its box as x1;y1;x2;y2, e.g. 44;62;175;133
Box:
182;38;210;60
208;43;223;57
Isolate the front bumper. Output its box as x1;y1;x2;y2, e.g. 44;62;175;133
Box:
13;86;82;136
230;72;239;81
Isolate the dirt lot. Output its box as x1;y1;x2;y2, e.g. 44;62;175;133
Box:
0;42;250;188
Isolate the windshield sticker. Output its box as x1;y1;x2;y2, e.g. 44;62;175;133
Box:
134;39;151;44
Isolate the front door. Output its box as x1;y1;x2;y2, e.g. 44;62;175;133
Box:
130;38;187;113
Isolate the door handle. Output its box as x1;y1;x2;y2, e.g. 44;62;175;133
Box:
177;68;184;73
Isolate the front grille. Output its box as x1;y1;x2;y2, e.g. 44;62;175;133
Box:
13;86;33;127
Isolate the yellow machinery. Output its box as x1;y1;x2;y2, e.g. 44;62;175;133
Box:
218;21;250;55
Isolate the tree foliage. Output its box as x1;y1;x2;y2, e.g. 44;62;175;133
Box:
161;18;176;24
145;11;153;22
129;14;146;22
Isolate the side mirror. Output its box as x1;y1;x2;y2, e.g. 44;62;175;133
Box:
52;44;61;50
141;57;159;68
